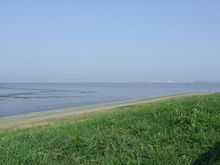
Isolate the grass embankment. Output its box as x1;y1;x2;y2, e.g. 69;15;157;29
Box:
0;93;220;165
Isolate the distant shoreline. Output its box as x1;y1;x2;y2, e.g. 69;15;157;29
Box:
0;93;210;129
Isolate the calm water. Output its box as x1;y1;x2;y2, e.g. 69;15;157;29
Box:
0;83;220;117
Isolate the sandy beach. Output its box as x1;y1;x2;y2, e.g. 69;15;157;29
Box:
0;93;206;129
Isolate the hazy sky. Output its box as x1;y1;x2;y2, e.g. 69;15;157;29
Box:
1;0;220;82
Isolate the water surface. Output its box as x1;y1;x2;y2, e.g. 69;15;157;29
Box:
0;83;220;117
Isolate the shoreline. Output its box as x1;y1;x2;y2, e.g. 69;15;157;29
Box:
0;93;207;129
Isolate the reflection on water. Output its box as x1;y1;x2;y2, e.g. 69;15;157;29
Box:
0;83;220;117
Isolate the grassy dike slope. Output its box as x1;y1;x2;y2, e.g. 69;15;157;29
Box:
0;93;220;165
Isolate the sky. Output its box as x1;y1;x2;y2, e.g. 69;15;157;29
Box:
0;0;220;82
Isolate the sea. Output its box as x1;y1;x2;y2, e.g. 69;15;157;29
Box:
0;82;220;117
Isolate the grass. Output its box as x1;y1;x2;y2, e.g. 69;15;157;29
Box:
0;93;220;165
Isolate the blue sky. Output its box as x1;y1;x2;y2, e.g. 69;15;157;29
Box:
1;0;220;82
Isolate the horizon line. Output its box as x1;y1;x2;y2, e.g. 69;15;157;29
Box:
0;81;220;84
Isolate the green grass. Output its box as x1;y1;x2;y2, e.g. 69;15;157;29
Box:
0;93;220;165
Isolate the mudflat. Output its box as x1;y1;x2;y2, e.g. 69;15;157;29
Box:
0;93;206;129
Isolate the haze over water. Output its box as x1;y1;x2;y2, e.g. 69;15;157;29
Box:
0;82;220;117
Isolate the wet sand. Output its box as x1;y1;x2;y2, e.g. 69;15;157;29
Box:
0;93;206;129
